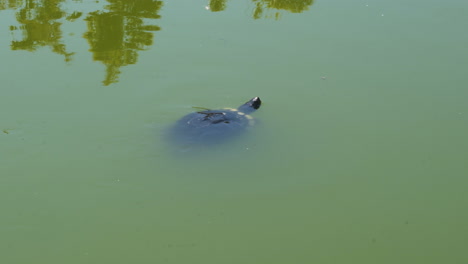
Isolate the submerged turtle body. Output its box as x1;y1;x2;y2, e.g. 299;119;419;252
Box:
169;97;262;146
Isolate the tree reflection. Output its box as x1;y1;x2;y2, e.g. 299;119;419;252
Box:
8;0;75;62
1;0;313;86
206;0;314;19
83;0;162;85
0;0;23;10
207;0;227;12
253;0;314;19
254;0;313;13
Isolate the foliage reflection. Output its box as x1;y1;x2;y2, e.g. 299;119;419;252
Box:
207;0;227;12
206;0;314;19
83;0;162;85
7;0;75;62
1;0;313;85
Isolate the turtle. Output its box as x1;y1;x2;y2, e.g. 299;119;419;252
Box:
168;97;262;147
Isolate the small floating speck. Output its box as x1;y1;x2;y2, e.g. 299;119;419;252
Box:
205;6;210;10
381;14;384;16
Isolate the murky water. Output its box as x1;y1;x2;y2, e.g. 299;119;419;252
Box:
1;0;467;263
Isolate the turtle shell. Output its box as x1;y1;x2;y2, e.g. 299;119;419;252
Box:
169;108;255;146
167;97;261;148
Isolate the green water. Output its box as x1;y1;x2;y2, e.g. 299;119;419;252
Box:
1;0;467;263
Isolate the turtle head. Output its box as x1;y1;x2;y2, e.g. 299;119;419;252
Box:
238;97;261;114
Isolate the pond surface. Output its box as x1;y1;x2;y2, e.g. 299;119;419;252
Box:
1;0;468;263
